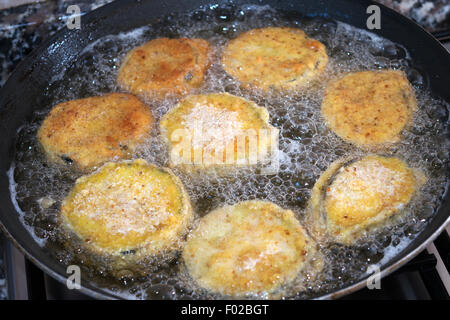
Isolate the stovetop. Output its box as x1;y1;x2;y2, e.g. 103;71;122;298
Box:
0;0;449;300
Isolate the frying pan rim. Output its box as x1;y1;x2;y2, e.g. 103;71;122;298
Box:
1;205;448;300
0;0;449;300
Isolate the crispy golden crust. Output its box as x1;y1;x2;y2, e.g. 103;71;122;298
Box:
308;155;425;245
37;93;153;172
221;27;328;91
321;70;417;146
117;38;212;98
159;93;278;172
60;159;192;258
182;200;321;297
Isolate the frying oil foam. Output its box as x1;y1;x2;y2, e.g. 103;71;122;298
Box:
11;4;449;299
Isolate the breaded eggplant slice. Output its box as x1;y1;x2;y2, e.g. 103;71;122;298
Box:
159;93;278;172
117;38;211;98
321;70;417;146
221;27;328;91
60;159;192;261
37;93;153;172
182;200;322;297
307;155;426;245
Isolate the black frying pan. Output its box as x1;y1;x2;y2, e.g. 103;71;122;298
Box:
0;0;449;299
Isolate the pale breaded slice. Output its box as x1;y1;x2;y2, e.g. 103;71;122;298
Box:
182;200;322;297
117;38;212;98
159;93;278;172
308;155;426;245
221;27;328;91
37;93;153;172
321;70;417;146
60;159;192;261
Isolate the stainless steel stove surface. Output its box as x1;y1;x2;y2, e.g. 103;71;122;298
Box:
0;0;449;300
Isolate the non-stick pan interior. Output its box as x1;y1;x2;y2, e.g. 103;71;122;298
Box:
0;0;449;299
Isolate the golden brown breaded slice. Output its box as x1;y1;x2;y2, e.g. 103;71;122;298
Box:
182;200;322;297
117;38;212;98
308;155;425;245
37;93;153;172
159;93;278;172
60;159;192;259
221;27;328;91
321;70;417;146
